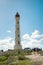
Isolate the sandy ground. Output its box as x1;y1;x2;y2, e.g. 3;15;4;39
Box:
26;54;43;62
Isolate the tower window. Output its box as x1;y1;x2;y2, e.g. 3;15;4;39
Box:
18;34;20;37
17;21;19;24
18;41;20;44
17;28;19;30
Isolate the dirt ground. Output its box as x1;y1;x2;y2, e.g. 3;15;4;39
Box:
26;54;43;62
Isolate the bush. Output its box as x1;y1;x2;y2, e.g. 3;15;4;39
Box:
0;62;6;65
10;60;33;65
18;55;26;60
0;56;7;62
24;49;32;55
5;52;14;58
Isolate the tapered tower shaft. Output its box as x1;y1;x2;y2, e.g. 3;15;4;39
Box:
14;12;22;50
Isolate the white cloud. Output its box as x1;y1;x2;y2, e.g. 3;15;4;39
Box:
0;37;14;51
31;30;40;39
22;34;30;40
22;30;43;49
0;30;43;51
7;30;12;33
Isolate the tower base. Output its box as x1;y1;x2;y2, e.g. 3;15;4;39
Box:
14;44;22;50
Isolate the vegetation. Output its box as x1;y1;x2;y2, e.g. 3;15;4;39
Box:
18;55;26;60
10;60;33;65
24;49;32;55
0;49;43;65
0;56;7;62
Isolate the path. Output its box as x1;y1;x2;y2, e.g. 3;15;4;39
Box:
26;54;43;62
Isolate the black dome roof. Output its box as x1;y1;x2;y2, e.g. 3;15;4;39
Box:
15;12;20;17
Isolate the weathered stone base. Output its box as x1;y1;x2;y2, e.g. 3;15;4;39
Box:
14;44;22;50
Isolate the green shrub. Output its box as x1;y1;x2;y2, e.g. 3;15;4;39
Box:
0;62;6;65
24;49;32;55
10;60;33;65
18;55;26;60
0;56;7;62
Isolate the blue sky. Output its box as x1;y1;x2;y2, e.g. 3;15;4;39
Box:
0;0;43;51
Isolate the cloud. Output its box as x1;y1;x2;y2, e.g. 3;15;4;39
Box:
7;30;12;33
0;30;43;51
0;37;14;51
22;34;30;40
31;30;40;39
22;30;43;49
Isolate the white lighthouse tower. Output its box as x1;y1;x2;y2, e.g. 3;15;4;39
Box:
14;12;22;50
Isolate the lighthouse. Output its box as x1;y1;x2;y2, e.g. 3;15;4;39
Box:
14;12;22;50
